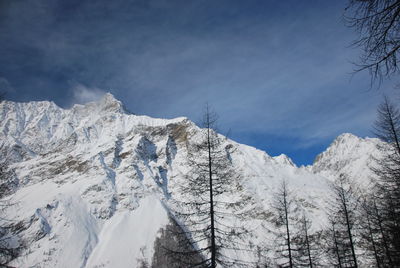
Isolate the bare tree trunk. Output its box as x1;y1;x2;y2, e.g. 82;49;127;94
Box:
332;222;343;268
283;186;293;268
341;187;358;268
302;215;313;268
206;114;216;268
374;197;394;267
328;176;359;268
382;97;400;155
365;209;381;268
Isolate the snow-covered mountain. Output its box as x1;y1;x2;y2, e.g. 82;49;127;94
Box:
0;94;382;267
311;132;383;187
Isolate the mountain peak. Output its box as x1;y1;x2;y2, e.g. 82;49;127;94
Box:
101;92;118;103
333;133;359;143
311;133;382;183
313;133;361;166
71;92;127;115
274;154;296;167
97;92;125;113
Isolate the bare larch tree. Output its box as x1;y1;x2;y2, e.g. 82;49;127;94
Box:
345;0;400;84
167;105;252;267
370;96;400;266
326;175;359;268
272;179;295;268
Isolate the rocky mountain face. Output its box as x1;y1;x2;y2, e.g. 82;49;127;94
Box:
0;94;382;267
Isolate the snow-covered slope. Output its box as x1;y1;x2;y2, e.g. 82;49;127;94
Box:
0;95;381;267
311;133;383;188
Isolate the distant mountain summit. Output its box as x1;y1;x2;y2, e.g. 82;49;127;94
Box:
0;93;187;160
311;132;382;186
0;95;382;267
71;92;126;113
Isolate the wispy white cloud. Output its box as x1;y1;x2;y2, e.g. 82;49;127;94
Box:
71;83;107;105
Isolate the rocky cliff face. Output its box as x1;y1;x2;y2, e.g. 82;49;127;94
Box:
0;95;382;267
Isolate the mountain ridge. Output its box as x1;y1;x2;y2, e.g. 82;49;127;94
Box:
0;94;382;267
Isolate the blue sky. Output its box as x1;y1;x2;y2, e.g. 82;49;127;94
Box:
0;0;398;165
